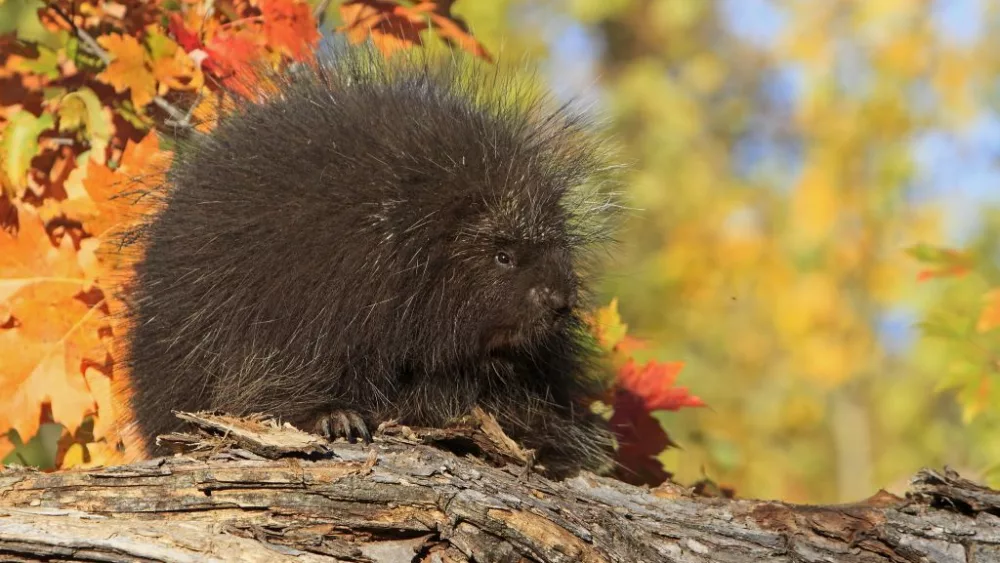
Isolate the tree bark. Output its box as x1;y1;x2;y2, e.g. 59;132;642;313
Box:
0;413;998;563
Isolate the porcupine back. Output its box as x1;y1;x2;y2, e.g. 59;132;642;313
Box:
123;47;620;474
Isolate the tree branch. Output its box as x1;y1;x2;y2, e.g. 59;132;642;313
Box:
45;2;194;130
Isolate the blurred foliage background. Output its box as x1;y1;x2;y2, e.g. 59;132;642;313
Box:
2;0;998;504
453;0;1000;503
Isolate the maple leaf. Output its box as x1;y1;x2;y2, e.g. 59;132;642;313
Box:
1;110;54;198
119;130;166;175
205;31;267;96
166;12;266;96
0;207;111;442
609;390;674;486
96;33;157;109
146;26;203;95
607;359;705;486
260;0;320;61
616;359;706;412
69;132;166;239
167;12;204;54
414;1;492;61
339;0;429;58
57;88;114;165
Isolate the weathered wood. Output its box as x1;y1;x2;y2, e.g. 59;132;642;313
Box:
0;414;997;562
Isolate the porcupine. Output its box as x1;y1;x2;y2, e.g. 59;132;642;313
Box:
123;47;621;476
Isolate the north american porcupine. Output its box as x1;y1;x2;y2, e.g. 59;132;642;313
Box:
123;47;621;475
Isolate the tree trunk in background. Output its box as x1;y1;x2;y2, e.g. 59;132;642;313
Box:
0;413;997;562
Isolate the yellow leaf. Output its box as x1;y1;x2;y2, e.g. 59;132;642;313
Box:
61;443;86;468
591;298;627;351
96;34;157;109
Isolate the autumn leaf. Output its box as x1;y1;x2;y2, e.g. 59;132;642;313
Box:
69;132;166;239
616;359;706;412
591;298;628;351
146;26;203;95
609;389;674;486
1;110;54;198
58;88;114;164
0;205;81;305
205;31;267;95
96;33;157;109
0;207;111;443
260;0;320;61
417;2;492;61
339;0;429;57
607;359;704;486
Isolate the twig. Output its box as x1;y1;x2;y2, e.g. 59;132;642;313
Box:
45;2;193;130
313;0;333;26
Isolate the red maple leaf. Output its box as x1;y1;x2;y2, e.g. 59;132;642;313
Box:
608;359;705;486
609;390;674;486
167;13;264;94
616;359;706;412
168;13;203;53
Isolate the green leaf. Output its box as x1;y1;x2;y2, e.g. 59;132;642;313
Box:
0;0;63;50
1;423;66;470
58;88;113;161
145;27;178;60
1;110;55;198
21;45;61;79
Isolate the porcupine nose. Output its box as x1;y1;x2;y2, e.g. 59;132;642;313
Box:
531;286;575;316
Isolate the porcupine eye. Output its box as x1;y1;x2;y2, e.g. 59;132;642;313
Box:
494;251;515;269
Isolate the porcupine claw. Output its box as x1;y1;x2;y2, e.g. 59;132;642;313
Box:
315;410;372;444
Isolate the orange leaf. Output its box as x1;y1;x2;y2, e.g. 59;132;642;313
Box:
0;207;110;441
205;31;267;97
418;2;492;61
260;0;321;61
76;132;167;239
96;34;157;109
339;0;428;58
150;42;203;94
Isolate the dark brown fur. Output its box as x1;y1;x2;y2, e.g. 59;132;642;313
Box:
123;48;620;475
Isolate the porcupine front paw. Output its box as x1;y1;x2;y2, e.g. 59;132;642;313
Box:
313;410;372;444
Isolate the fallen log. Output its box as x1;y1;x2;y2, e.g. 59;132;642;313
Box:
0;412;997;562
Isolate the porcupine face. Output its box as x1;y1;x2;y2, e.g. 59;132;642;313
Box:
445;192;582;353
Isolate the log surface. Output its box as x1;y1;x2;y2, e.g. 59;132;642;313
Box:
0;413;998;563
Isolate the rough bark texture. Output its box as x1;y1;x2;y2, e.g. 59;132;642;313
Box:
0;413;998;563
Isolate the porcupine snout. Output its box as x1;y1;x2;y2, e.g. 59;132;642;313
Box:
529;285;576;317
